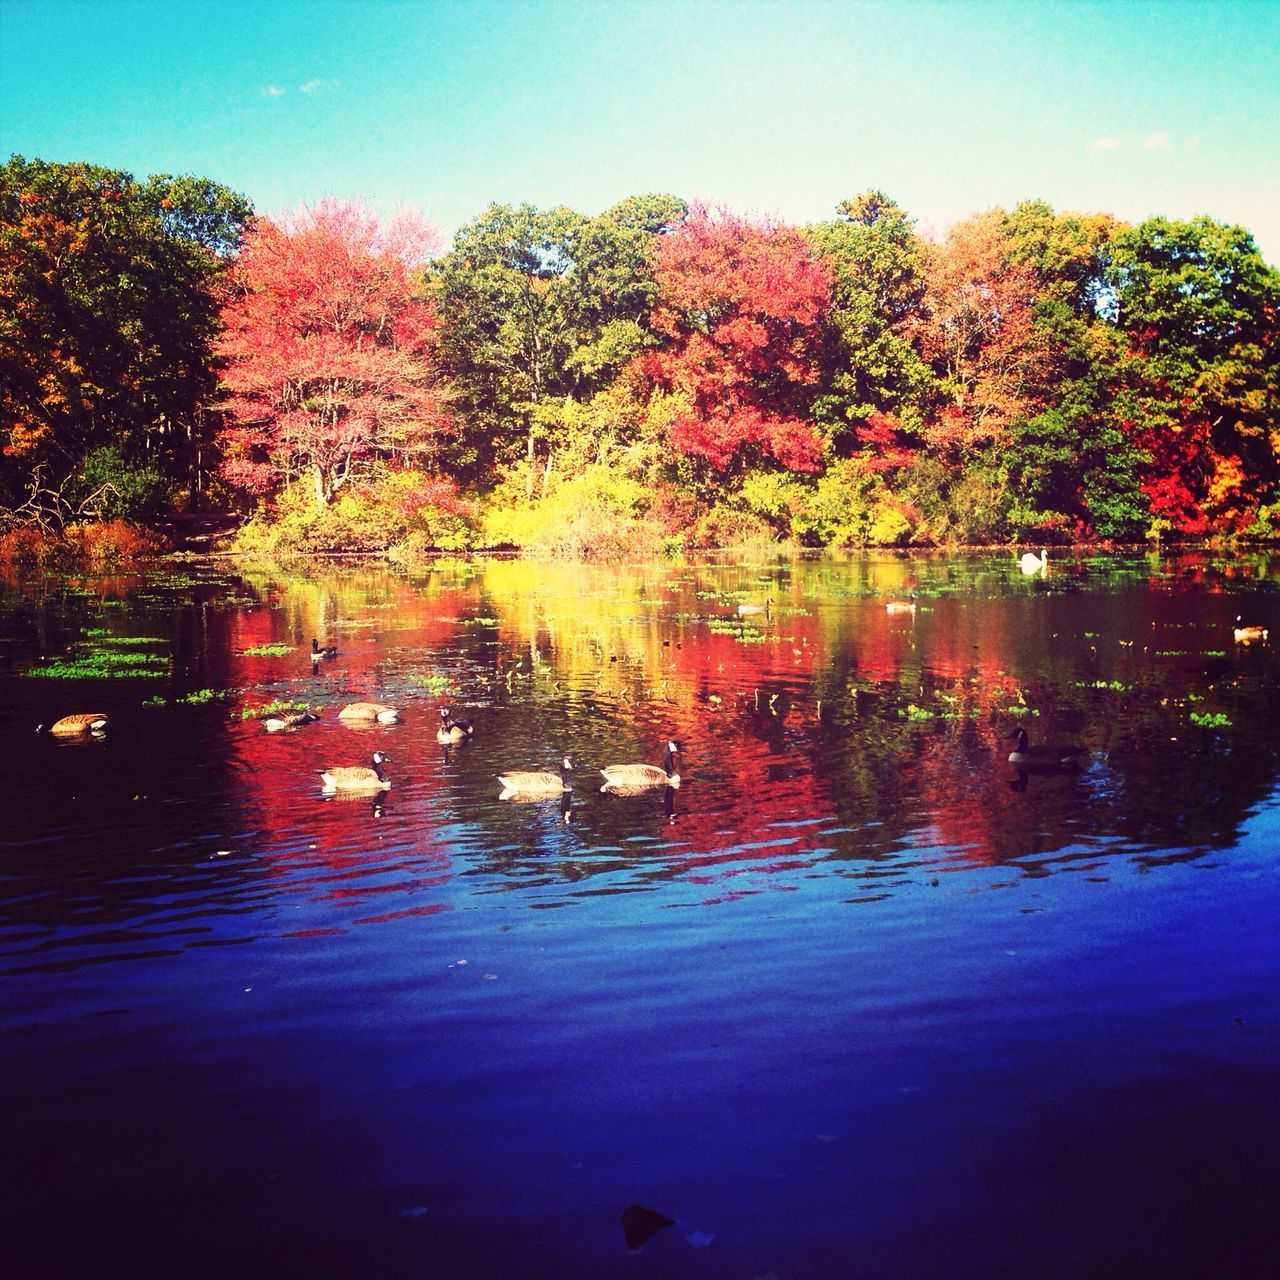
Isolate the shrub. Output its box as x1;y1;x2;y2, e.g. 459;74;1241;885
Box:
737;471;812;537
0;526;71;570
233;469;477;556
0;520;165;571
789;457;915;547
65;519;168;565
74;446;174;520
481;462;667;559
688;504;778;551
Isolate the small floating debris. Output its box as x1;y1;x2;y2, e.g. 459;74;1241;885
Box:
622;1204;675;1251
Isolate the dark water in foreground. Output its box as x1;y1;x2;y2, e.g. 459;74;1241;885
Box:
2;550;1278;1279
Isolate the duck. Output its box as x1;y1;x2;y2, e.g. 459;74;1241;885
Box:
601;740;681;791
337;701;400;725
498;756;573;799
886;594;918;614
437;708;475;743
1019;549;1048;574
318;750;391;792
39;713;109;736
311;638;338;659
1006;727;1086;769
263;709;320;733
736;597;772;618
1233;616;1269;644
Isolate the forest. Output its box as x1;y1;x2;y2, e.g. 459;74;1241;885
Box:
2;154;1278;562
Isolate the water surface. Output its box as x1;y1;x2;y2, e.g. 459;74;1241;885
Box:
3;550;1278;1278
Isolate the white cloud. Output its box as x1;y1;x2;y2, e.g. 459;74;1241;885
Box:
1089;135;1125;152
1143;132;1172;150
260;85;287;98
300;78;337;95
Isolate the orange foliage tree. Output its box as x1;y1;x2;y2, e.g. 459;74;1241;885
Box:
913;209;1048;458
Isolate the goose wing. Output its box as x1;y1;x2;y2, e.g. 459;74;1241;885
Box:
338;702;399;722
319;765;389;789
497;770;563;794
50;713;108;735
600;763;668;787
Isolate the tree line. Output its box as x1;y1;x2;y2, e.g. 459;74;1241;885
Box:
2;154;1277;556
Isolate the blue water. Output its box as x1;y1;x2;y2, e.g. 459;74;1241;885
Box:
2;552;1277;1278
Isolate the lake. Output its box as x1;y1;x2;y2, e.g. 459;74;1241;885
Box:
2;550;1277;1279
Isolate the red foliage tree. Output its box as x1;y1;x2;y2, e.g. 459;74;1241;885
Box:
640;205;831;473
216;199;448;504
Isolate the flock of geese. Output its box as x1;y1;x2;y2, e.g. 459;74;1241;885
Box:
311;716;682;799
301;644;686;798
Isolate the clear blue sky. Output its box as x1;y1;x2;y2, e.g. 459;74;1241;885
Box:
3;0;1278;263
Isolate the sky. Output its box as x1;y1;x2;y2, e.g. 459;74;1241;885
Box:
2;0;1278;263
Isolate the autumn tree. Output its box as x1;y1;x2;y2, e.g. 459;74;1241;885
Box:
0;155;251;518
216;199;448;506
640;204;832;476
912;208;1048;459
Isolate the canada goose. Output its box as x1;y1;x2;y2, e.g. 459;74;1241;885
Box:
311;638;338;659
1233;616;1269;644
886;594;918;614
263;709;320;733
337;701;400;725
1006;727;1085;769
737;597;772;617
601;740;681;791
39;713;108;736
498;756;573;799
437;708;475;743
1019;549;1048;574
318;750;391;792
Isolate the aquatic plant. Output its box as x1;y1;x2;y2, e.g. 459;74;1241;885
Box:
23;641;168;678
1189;710;1232;728
899;704;935;721
240;643;292;656
241;698;311;720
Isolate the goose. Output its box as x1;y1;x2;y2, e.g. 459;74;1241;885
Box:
311;638;338;659
318;750;391;792
1006;727;1086;769
1019;549;1048;575
39;713;108;736
1233;616;1269;644
498;756;573;799
437;708;475;743
886;594;918;614
263;709;320;733
337;701;400;725
601;740;681;791
736;597;772;617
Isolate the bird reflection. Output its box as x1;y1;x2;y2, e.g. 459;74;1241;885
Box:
1007;763;1082;792
560;791;573;824
663;785;678;824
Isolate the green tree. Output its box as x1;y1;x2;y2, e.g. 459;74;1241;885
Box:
1002;201;1149;540
427;196;684;479
1105;215;1280;533
805;190;932;449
